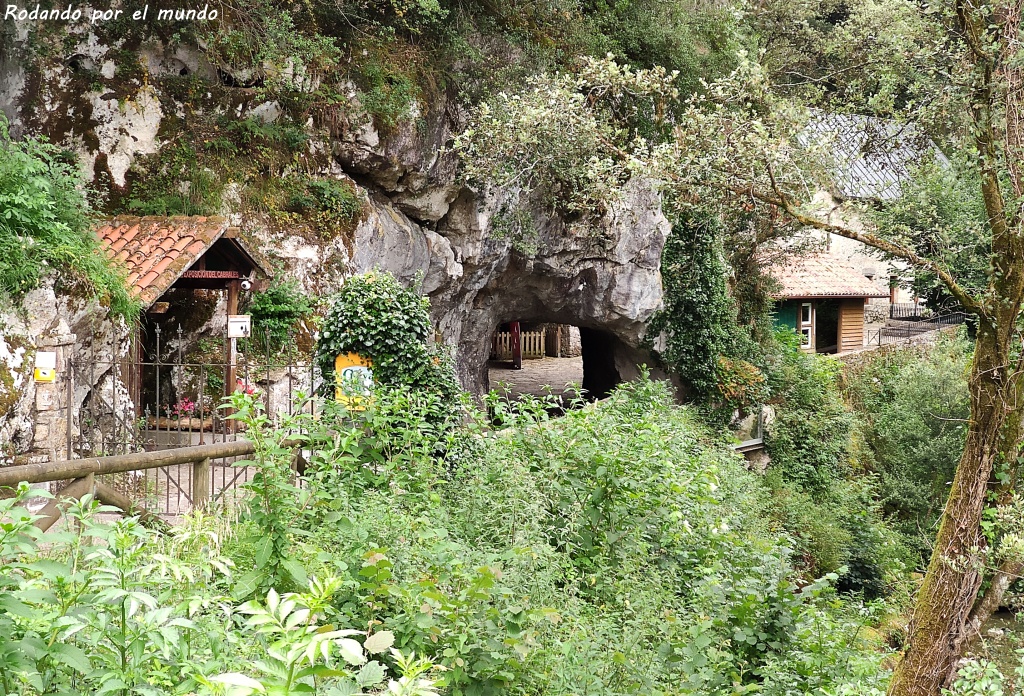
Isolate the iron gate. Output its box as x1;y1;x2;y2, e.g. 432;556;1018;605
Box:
65;326;320;517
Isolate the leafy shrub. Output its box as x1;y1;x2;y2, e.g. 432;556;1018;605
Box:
224;392;315;598
291;375;894;694
315;271;459;407
0;486;436;695
126;144;223;216
0;117;137;319
844;333;972;560
764;329;853;494
286;178;364;239
765;473;907;599
2;375;896;695
240;279;314;356
758;330;913;597
646;213;766;417
354;57;420;130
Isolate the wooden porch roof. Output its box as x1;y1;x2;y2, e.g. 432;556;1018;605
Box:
96;216;268;308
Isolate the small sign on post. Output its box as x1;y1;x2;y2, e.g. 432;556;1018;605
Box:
227;314;252;338
335;353;373;410
34;351;57;383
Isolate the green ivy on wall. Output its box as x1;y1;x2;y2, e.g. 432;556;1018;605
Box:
645;213;766;415
315;271;459;405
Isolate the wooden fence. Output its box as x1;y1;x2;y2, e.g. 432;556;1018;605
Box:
492;329;546;360
0;440;272;531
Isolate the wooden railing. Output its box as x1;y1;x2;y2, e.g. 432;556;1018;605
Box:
492;329;547;360
0;440;260;532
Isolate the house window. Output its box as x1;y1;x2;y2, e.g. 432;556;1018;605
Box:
799;302;813;348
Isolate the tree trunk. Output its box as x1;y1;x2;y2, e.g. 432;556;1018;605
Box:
887;323;1011;696
967;558;1024;636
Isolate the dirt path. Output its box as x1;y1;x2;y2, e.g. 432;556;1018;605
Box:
487;357;584;399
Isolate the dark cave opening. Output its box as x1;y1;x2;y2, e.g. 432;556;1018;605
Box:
485;321;622;403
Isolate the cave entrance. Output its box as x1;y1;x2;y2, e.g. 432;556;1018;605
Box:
487;322;622;403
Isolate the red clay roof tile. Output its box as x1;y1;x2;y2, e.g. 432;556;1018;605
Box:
96;216;231;308
771;253;890;299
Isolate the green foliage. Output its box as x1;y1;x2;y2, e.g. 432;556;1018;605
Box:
765;473;906;599
2;376;897;695
756;330;911;596
454;56;679;225
0;117;137;320
354;57;420;131
240;280;314;356
315;271;459;406
646;213;766;414
489;205;538;255
0;485;437;695
868;159;990;308
289;376;893;694
944;659;1012;696
285;178;363;239
201;1;340;91
224;392;314;598
126;144;223;216
764;330;853;494
844;333;972;561
581;0;741;96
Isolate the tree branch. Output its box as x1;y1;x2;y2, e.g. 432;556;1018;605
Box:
722;181;988;317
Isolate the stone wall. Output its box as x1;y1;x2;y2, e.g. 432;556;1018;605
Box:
0;281;133;465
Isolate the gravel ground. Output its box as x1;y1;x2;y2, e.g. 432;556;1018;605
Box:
487;356;584;399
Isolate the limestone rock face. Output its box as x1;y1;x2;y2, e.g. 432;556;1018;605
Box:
2;38;670;399
0;281;132;462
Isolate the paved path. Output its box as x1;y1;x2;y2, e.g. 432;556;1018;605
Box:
487;357;584;399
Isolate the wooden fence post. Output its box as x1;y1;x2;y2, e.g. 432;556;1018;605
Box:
511;321;522;370
33;476;94;532
192;457;211;509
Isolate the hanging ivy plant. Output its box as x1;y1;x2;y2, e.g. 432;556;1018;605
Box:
315;271;459;405
646;213;766;417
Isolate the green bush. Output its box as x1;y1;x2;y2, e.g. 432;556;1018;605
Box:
315;271;459;407
646;214;766;418
0;117;137;320
2;377;896;695
0;486;439;695
286;178;363;239
291;376;893;694
125;144;223;217
764;329;853;494
354;57;420;130
765;473;907;599
240;279;314;357
844;333;972;561
758;330;913;597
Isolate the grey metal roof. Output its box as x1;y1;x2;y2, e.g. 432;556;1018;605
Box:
799;112;948;201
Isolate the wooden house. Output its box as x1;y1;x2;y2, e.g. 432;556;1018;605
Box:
771;253;889;354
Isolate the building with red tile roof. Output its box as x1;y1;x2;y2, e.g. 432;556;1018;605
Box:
772;253;891;301
771;253;888;354
96;216;265;308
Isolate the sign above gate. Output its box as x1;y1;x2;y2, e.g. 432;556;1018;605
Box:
181;270;241;279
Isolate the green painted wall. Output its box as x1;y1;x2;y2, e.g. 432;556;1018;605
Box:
773;300;799;330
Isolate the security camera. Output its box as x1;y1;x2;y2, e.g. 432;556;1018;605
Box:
240;279;253;291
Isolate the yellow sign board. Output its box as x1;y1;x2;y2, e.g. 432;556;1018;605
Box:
334;353;374;409
34;368;56;383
